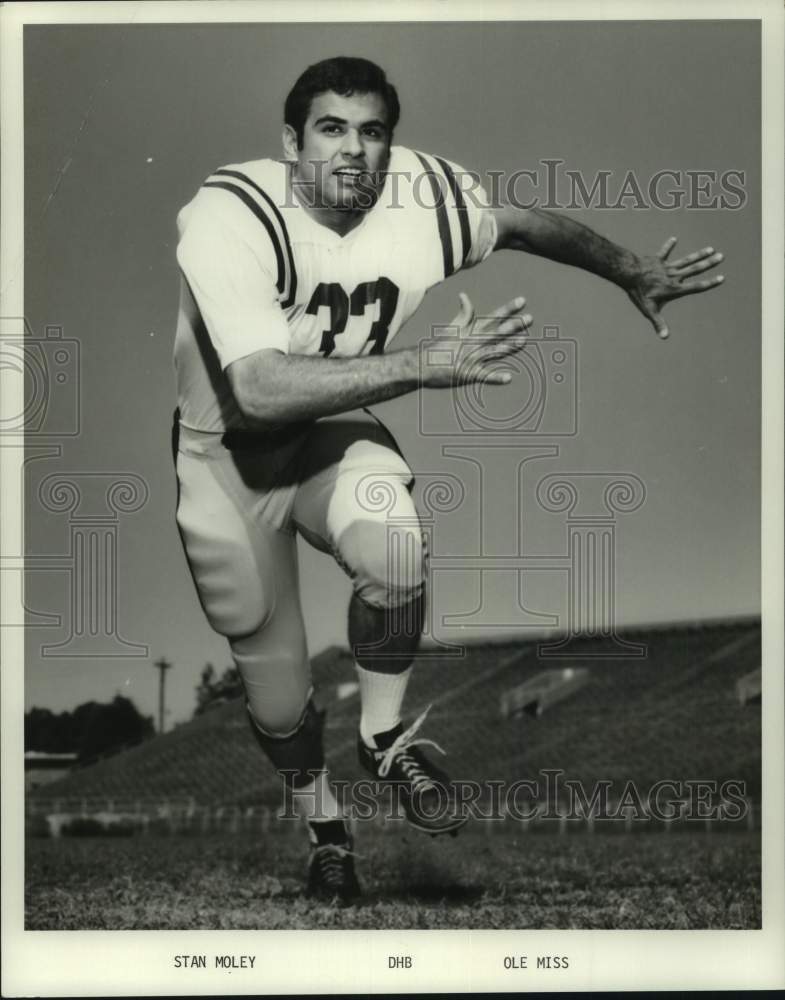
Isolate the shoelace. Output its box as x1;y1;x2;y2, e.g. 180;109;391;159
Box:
312;844;357;887
376;705;446;792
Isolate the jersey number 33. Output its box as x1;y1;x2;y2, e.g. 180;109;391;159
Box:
307;277;399;357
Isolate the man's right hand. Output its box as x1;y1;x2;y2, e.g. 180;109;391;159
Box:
419;292;533;388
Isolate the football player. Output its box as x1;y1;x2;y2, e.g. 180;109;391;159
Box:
172;57;724;903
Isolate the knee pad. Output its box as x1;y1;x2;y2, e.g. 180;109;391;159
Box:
231;628;311;735
247;697;325;789
211;594;275;641
337;519;426;610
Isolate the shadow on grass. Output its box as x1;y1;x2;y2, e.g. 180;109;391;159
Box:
368;881;485;904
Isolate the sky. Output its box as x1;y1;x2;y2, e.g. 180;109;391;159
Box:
19;19;761;728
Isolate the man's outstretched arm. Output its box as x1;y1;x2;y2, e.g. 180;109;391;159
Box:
227;294;531;429
492;205;725;340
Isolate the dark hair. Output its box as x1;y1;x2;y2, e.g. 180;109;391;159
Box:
284;56;400;147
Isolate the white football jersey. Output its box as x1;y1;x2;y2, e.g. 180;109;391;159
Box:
174;145;497;432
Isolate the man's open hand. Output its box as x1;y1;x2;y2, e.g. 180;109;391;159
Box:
420;293;533;388
626;236;725;340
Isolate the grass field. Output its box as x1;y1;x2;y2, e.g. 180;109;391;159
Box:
26;826;760;930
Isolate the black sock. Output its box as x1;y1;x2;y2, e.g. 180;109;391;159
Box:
308;818;350;847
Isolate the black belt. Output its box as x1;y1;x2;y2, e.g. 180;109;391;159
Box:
220;420;313;452
171;408;312;454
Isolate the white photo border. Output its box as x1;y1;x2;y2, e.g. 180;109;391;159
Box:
2;0;783;995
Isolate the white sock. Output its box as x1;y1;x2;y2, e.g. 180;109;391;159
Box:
291;770;343;824
356;664;412;748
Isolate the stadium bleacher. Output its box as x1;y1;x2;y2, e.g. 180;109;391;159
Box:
27;618;761;816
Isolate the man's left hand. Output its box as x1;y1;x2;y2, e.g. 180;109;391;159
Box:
626;236;725;340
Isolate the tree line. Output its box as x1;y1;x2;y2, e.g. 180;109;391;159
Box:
25;696;155;763
25;663;242;762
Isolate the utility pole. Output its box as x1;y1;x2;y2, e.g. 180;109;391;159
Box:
153;657;172;735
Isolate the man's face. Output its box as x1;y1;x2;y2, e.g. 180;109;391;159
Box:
286;90;391;213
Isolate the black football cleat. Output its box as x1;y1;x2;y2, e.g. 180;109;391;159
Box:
306;827;361;906
358;706;468;836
